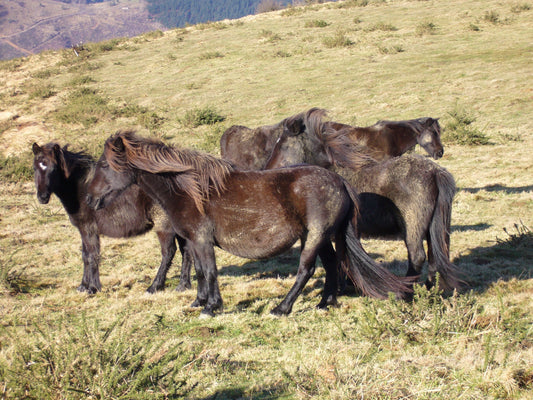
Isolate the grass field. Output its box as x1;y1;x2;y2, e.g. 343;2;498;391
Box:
0;0;532;398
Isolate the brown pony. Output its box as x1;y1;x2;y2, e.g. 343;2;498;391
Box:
330;117;444;160
86;131;413;316
263;109;462;291
32;142;193;294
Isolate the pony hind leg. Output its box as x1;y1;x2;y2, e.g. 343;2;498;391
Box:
175;236;194;292
404;234;426;280
316;241;339;309
147;230;177;293
271;234;322;316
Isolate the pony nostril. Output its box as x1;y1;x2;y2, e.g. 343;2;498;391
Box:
436;149;444;158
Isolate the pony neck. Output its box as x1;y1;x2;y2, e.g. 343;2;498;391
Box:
55;166;89;215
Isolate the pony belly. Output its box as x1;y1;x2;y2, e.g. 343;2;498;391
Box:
216;223;300;260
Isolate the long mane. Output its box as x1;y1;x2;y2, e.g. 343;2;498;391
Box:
303;109;377;170
373;117;438;136
105;130;234;213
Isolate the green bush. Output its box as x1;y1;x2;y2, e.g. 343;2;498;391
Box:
304;19;330;28
181;106;225;128
0;152;34;182
416;21;438;36
55;88;111;127
442;106;490;145
322;30;355;48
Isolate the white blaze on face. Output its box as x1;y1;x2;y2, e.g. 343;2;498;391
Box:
38;162;48;171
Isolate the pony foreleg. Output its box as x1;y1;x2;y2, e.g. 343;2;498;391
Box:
78;230;101;294
195;245;223;317
147;230;178;293
190;245;223;316
316;242;339;309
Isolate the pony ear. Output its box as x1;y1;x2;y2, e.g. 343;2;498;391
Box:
284;118;305;137
112;136;126;152
53;144;72;178
32;143;42;155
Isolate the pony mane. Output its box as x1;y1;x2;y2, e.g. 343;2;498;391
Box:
373;117;437;136
105;130;234;214
302;110;377;170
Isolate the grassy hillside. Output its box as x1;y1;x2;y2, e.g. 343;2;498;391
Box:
1;0;532;398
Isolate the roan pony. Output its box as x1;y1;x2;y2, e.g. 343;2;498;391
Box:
32;142;193;294
263;109;462;291
86;131;413;316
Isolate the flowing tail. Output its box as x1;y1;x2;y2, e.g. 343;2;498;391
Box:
428;168;464;291
340;181;415;299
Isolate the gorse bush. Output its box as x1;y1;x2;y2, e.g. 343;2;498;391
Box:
181;106;226;127
322;30;355;48
442;105;490;145
304;19;330;28
2;315;190;399
416;21;438;36
0;152;34;182
28;83;56;100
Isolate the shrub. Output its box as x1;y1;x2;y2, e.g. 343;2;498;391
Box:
322;30;355;48
138;112;166;132
55;88;110;127
442;106;490;145
365;22;397;32
181;106;225;128
199;51;224;60
28;84;56;99
416;21;438;36
304;19;330;28
483;10;500;24
0;152;34;182
511;3;531;13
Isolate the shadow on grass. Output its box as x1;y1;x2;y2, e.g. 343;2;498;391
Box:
452;224;533;292
212;223;532;298
192;385;289;400
460;184;533;194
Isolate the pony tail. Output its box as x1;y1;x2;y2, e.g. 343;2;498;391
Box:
429;169;464;291
340;180;413;299
343;220;414;299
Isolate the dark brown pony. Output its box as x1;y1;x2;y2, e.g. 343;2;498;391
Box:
86;131;413;316
32;142;193;294
220;109;443;169
263;109;462;291
329;117;444;160
220;111;333;170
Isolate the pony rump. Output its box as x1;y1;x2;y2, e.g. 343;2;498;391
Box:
105;130;234;213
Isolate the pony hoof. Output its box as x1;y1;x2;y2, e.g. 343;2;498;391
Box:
270;307;289;316
175;283;192;292
190;299;205;308
200;309;215;318
146;286;160;294
77;285;99;294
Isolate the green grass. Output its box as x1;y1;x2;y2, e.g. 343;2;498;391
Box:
0;0;532;398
